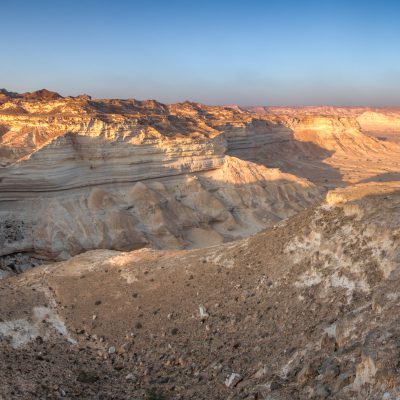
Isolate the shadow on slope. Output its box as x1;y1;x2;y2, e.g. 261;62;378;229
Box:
3;115;400;270
0;160;321;274
360;171;400;183
223;118;344;189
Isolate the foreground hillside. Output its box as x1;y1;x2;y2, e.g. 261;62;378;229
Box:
1;182;400;399
1;90;400;275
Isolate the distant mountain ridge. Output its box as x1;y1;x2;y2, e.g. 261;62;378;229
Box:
0;88;62;103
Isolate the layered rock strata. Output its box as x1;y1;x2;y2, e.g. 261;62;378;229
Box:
1;91;400;271
0;92;323;269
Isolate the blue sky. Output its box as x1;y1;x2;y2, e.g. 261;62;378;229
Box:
1;0;399;105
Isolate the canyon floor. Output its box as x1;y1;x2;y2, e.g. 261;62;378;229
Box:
1;90;400;399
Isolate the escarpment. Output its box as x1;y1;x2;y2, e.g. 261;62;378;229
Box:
0;93;322;270
240;107;400;186
1;91;400;273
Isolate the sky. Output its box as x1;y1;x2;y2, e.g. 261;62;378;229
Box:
1;0;400;106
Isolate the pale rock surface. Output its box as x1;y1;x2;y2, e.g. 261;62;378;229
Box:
0;93;323;269
1;92;400;272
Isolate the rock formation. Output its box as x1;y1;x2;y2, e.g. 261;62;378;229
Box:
1;90;400;398
246;105;400;142
1;91;400;274
0;92;320;270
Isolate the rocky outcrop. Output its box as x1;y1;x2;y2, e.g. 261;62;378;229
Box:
239;107;400;189
1;91;400;398
356;111;400;142
0;93;324;269
0;88;62;104
1;92;400;270
246;105;400;142
0;131;225;199
0;156;320;268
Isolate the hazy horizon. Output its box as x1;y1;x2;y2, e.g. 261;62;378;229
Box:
2;0;400;106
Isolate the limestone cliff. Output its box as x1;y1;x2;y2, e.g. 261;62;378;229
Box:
0;92;323;270
1;92;400;271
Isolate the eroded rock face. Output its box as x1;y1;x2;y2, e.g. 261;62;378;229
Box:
1;91;400;398
246;105;400;144
0;156;320;266
1;92;400;271
0;94;323;268
237;108;400;186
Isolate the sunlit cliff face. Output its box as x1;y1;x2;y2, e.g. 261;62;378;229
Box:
0;89;399;272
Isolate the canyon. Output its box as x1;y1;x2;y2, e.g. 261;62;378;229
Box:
1;89;400;399
1;90;400;274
